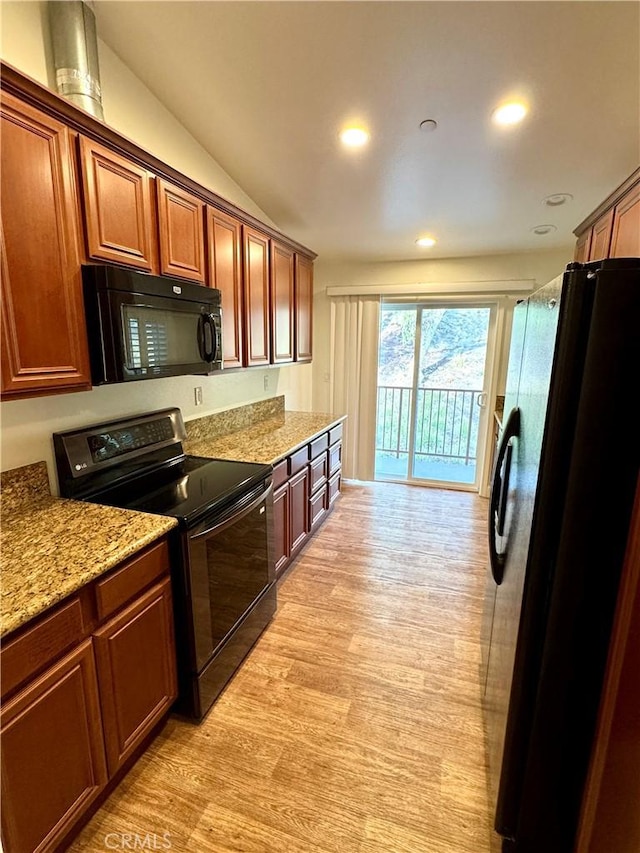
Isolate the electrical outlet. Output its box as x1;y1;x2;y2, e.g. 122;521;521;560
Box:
263;374;269;391
194;386;203;406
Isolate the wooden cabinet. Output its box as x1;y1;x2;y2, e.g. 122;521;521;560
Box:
78;136;155;271
574;168;640;263
243;226;271;366
156;178;206;282
0;92;91;398
271;423;344;579
207;207;244;368
273;483;291;575
0;640;107;853
0;537;177;853
289;466;310;555
295;254;314;362
0;63;317;400
270;241;295;363
93;578;177;776
610;183;640;258
574;229;592;264
588;210;614;261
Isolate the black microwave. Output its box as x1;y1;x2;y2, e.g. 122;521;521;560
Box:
82;264;223;384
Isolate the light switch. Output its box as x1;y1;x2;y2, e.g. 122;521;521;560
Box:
194;386;203;406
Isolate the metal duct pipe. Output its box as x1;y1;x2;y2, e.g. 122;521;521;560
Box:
49;0;104;121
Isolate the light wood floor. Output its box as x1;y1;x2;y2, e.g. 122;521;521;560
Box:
69;482;495;853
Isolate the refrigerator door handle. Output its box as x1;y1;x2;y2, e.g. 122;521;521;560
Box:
489;406;521;585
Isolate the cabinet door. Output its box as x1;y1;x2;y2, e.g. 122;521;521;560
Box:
78;137;155;271
588;209;614;261
92;578;177;776
0;93;91;398
610;184;640;258
574;229;592;264
273;482;291;577
270;241;295;364
242;226;270;366
208;208;243;368
289;466;309;555
295;254;314;362
156;178;206;282
0;640;107;853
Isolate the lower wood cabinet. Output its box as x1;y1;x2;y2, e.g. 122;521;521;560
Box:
93;578;177;776
273;481;291;575
0;538;177;853
290;466;310;555
272;424;344;579
0;640;107;853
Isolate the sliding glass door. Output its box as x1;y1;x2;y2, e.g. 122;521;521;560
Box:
375;301;494;489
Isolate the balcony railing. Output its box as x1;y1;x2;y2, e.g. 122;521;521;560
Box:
376;385;481;466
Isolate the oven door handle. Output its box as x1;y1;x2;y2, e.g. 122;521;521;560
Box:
190;483;273;540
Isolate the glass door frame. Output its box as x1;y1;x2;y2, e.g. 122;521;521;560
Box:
375;296;504;494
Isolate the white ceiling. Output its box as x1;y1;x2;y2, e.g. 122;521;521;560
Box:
94;1;640;263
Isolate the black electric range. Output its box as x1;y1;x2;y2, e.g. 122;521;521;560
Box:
54;407;277;721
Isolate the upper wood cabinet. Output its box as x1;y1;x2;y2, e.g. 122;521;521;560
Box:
574;168;640;263
295;254;314;362
156;178;206;282
0;93;91;399
270;241;295;364
78;137;155;271
610;183;640;258
207;207;244;368
588;209;614;261
574;230;592;264
243;226;271;366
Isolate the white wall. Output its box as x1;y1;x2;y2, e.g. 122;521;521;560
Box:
311;248;571;411
0;0;312;485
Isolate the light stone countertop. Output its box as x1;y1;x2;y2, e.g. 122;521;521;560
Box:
184;409;347;465
1;462;177;639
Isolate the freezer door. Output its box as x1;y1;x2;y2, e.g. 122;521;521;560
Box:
483;295;529;805
484;276;567;836
513;262;640;852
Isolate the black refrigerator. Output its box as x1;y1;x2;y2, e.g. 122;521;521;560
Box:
483;257;640;852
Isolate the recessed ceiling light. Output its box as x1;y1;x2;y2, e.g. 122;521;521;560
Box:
416;236;437;248
419;119;438;132
492;102;528;126
543;193;573;207
531;224;557;236
340;127;370;148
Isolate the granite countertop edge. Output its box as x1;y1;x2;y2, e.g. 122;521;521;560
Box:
184;410;347;466
1;498;177;640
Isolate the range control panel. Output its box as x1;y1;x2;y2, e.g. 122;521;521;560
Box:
53;408;186;482
87;418;175;464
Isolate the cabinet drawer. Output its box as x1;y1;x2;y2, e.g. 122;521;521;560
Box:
309;486;328;531
328;442;342;476
1;596;85;699
272;459;289;490
329;423;343;446
309;451;328;494
328;470;342;507
95;539;170;622
289;445;309;476
309;433;329;460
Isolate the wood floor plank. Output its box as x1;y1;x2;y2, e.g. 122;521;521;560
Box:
67;481;496;853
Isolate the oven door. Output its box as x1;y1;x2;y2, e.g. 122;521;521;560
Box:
97;289;222;383
186;482;276;673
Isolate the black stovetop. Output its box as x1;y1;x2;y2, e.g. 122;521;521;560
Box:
88;455;272;527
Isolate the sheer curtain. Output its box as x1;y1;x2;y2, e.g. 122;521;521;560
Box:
330;295;380;481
